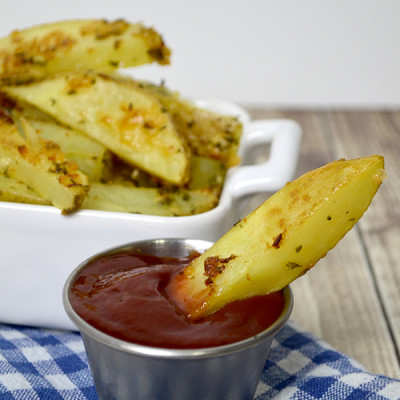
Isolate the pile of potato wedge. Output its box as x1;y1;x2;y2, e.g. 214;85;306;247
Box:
0;19;242;215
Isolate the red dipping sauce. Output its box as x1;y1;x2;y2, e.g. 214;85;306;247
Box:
69;251;285;349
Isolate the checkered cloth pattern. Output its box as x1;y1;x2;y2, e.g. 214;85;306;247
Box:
0;321;399;400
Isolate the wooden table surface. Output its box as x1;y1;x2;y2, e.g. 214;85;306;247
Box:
246;109;400;379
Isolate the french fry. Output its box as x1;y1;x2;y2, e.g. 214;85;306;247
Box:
4;71;190;184
4;99;112;182
117;77;243;167
0;19;242;215
106;154;226;190
82;183;220;216
187;155;226;190
27;117;111;182
0;154;223;215
84;155;225;216
167;156;385;319
0;173;49;205
0;109;89;214
0;94;227;215
0;19;170;84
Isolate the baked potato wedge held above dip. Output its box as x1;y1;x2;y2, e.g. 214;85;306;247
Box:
168;155;385;319
0;19;170;84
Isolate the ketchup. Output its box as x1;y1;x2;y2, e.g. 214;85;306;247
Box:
69;251;285;349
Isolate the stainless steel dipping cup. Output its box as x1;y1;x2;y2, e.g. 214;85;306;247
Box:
63;238;293;400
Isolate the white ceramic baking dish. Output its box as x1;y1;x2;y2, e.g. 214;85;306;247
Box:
0;99;301;330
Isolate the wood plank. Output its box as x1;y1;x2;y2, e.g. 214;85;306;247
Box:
247;109;400;378
324;110;400;372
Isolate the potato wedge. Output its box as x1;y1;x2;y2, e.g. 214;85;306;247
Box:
3;99;112;182
167;156;385;319
187;155;226;190
4;71;190;184
0;109;89;214
117;77;243;167
27;116;111;182
82;183;220;216
0;173;49;205
0;19;170;84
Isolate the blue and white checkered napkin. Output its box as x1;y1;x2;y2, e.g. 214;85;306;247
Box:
0;321;399;400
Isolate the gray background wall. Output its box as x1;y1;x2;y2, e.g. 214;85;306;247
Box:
2;0;399;108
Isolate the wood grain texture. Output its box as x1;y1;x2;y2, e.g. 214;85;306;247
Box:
247;109;400;378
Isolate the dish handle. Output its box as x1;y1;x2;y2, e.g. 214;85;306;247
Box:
225;119;302;198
